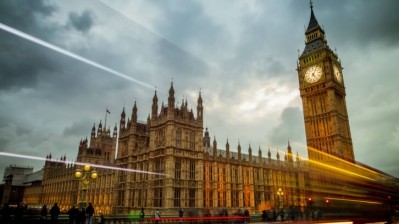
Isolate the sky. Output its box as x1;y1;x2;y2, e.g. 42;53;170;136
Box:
1;0;399;179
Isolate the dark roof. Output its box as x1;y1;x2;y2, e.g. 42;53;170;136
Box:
306;5;319;32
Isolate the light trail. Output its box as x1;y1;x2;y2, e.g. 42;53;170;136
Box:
0;152;166;176
325;197;382;205
0;22;153;89
291;141;378;180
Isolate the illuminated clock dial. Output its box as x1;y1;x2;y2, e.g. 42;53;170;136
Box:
333;64;343;83
304;65;322;83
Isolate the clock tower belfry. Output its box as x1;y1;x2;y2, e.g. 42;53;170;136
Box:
297;2;355;163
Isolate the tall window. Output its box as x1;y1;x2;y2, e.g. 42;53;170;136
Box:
190;131;195;150
176;129;182;147
174;188;181;207
155;158;164;179
189;189;195;207
209;165;213;181
231;191;239;207
189;160;195;180
154;188;163;207
175;158;181;179
117;185;124;206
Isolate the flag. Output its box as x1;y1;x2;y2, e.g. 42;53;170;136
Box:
106;108;111;114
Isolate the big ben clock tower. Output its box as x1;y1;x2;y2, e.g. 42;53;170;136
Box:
297;2;355;163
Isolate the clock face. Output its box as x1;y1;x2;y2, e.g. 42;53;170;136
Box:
333;64;343;83
304;65;322;83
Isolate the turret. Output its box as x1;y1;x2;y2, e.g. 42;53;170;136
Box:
287;140;294;164
226;139;230;160
238;142;242;161
267;147;271;162
212;136;217;157
248;144;252;162
131;101;138;124
258;146;262;163
97;121;102;136
120;107;126;130
152;91;158;119
197;91;203;124
203;128;210;148
168;82;175;109
113;124;118;137
91;123;96;139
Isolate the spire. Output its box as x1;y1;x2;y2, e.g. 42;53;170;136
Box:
306;0;321;33
132;101;137;123
226;139;230;159
152;90;158;119
296;152;301;162
212;136;217;150
113;123;118;137
98;121;102;135
120;107;126;130
238;141;242;161
197;90;203;121
301;0;326;56
212;135;217;157
168;82;175;108
276;149;280;160
203;127;210;148
91;123;96;138
268;147;271;159
287;140;293;163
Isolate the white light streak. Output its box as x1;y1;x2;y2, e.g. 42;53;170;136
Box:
0;22;153;89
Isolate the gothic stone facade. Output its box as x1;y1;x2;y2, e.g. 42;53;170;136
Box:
38;83;310;215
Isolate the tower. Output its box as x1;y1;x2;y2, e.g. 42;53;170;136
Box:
297;2;354;163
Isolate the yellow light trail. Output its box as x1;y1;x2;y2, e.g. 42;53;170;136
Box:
325;197;382;205
0;22;153;89
0;152;166;176
291;141;378;181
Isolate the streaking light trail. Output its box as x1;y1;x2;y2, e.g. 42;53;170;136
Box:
0;22;153;89
0;152;166;176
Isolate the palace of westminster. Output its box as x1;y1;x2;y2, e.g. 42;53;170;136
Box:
2;3;398;216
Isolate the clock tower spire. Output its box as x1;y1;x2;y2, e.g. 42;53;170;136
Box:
297;2;355;163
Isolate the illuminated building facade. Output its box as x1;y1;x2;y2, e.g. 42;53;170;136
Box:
34;83;310;215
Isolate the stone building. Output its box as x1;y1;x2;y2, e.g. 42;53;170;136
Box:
33;82;309;215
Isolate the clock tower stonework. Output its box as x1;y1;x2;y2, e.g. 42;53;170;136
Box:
297;3;355;164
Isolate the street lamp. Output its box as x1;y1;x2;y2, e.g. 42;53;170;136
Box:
75;164;97;208
277;187;284;211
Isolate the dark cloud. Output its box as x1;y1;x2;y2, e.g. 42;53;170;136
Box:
0;0;56;36
68;10;95;33
0;35;56;91
155;39;210;81
63;120;93;137
16;127;32;136
0;0;59;91
269;107;306;147
303;0;399;48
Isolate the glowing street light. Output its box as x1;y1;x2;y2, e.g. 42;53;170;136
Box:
277;187;284;211
75;164;97;208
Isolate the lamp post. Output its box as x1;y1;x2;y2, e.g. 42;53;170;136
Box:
277;187;284;211
75;164;97;209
